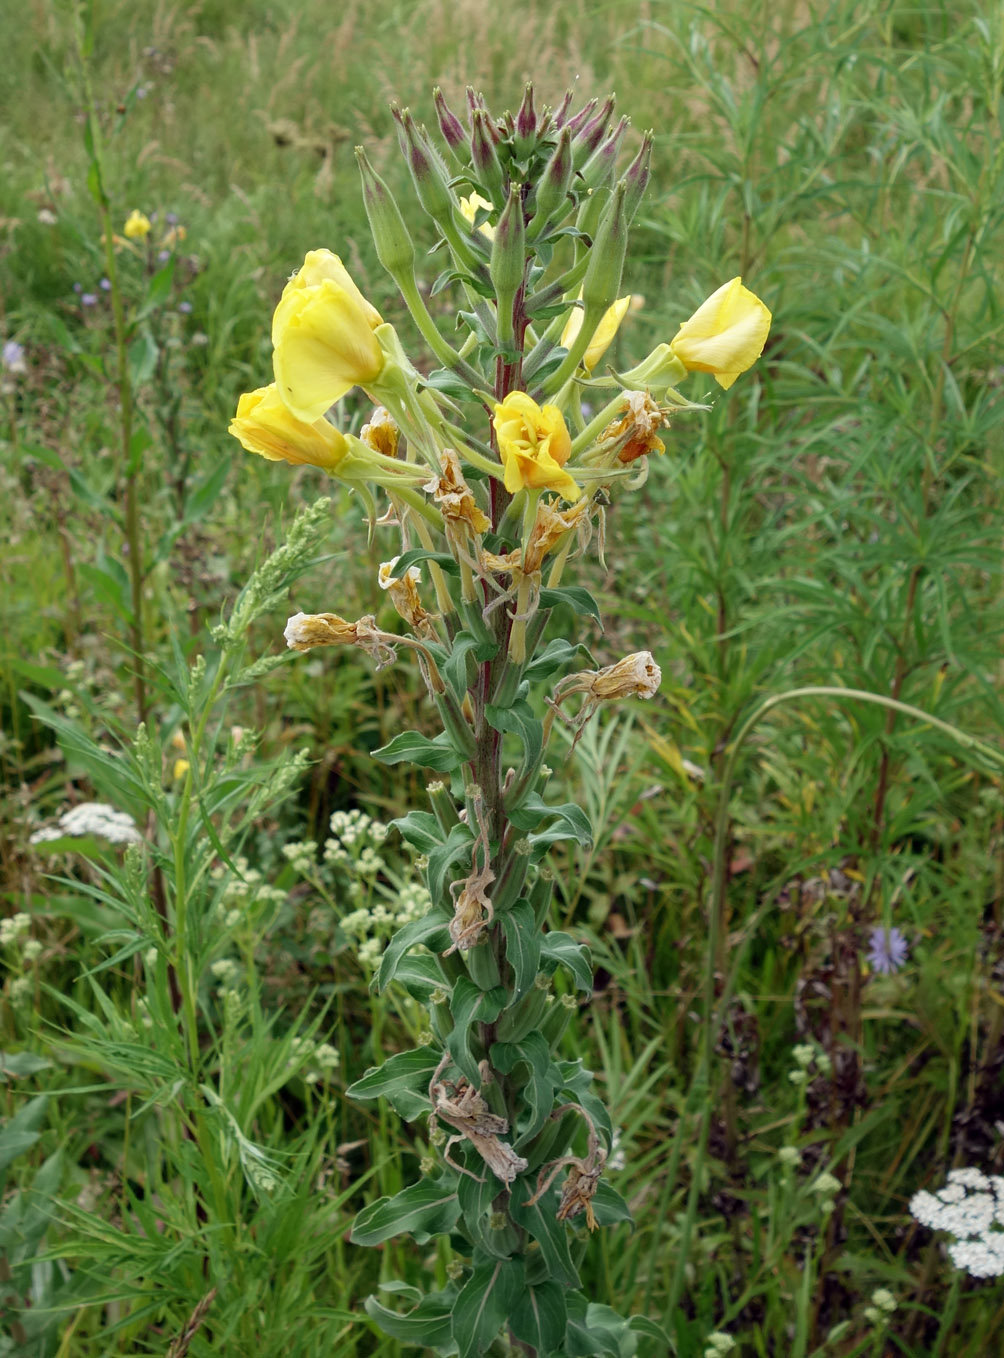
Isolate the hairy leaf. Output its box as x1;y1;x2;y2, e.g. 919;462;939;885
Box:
350;1179;461;1246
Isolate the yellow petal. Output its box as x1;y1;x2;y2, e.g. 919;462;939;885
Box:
493;392;580;501
272;274;385;423
670;277;771;388
459;193;495;240
562;295;632;372
124;209;151;240
229;384;348;470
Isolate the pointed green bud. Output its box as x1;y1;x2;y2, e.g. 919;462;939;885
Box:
490;183;526;344
572;94;615;168
515;83;537;155
623;130;654;223
433;86;466;152
576;184;611;245
355;147;415;281
527;126;574;239
394;106;455;222
580;115;630;191
553;89;574;128
581;179;628;314
471;108;506;201
564;96;598;137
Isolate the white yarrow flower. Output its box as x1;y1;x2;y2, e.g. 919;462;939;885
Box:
910;1168;1004;1278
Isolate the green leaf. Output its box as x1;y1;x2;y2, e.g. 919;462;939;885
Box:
345;1046;440;1121
628;1314;672;1344
509;794;594;849
143;258;175;311
566;1294;636;1356
538;585;602;622
492;1031;560;1145
390;809;443;855
0;1051;54;1080
445;631;499;703
391;547;460;578
501;900;540;1000
377;914;452;992
485;698;543;769
427;821;475;906
364;1292;454;1347
557;1059;613;1143
458;1170;514;1260
127;329;159;387
510;1177;581;1289
0;1095;48;1176
351;1179;461;1247
451;1254;524;1358
510;1279;567;1353
373;730;465;773
388;952;448;1004
540;931;594;992
524;637;589;683
593;1180;634;1228
448;977;508;1083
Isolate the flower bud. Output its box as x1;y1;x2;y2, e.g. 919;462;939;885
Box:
528;127;574;237
553;89;574;128
564;97;598;138
433;86;466;152
581;179;628;315
572;94;615;168
490;184;526;343
470;108;506;202
580;116;630;192
515;83;537;154
394;107;455;223
355;147;416;281
623;131;654;223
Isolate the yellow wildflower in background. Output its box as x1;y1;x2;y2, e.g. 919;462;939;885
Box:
560;294;631;372
123;209;152;240
459;192;495;240
229;383;349;471
669;277;771;390
493;392;580;501
271;250;385;423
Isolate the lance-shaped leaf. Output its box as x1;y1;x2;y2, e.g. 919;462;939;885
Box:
444;631;499;703
510;1279;568;1354
387;951;449;1004
540;930;594;992
364;1291;454;1347
566;1294;638;1356
510;1177;581;1289
558;1058;614;1142
492;1032;561;1145
427;822;475;905
389;809;443;854
447;976;508;1083
501;899;540;1000
458;1167;518;1260
538;584;602;621
389;546;460;578
378;913;452;992
345;1046;441;1121
628;1314;673;1345
523;636;592;684
451;1253;524;1358
373;730;465;772
485;698;543;769
351;1178;461;1247
592;1179;634;1228
508;793;593;851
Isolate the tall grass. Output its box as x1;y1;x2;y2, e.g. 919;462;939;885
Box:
2;0;1002;1353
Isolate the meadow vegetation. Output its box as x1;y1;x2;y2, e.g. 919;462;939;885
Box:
1;0;1002;1354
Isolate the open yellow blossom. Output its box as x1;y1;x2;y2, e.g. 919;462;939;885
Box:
493;392;580;501
459;192;495;240
669;277;771;390
124;210;151;240
560;294;631;372
229;383;348;471
272;249;384;423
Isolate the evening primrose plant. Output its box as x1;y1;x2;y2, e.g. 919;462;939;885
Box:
231;86;770;1356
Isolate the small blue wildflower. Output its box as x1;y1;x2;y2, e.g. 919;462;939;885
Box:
178;300;193;314
158;249;170;263
867;926;909;975
2;340;27;373
99;277;111;291
81;293;98;307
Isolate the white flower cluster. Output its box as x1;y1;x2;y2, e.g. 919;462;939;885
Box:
210;855;286;926
30;802;141;846
703;1333;735;1357
289;1035;341;1084
0;912;31;947
910;1168;1004;1277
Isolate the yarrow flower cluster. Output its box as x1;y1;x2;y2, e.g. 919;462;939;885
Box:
30;802;142;846
910;1168;1004;1277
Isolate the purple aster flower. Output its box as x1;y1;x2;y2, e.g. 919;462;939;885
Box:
81;293;98;307
73;282;82;294
165;211;179;226
2;340;27;374
867;926;909;974
158;249;170;262
178;300;193;314
99;277;111;291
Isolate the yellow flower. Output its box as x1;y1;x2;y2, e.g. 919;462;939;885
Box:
229;383;348;471
669;277;771;390
124;209;152;240
271;249;384;423
493;392;580;501
459;192;495;240
560;294;632;372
